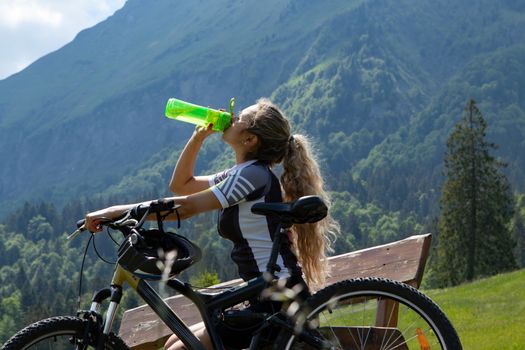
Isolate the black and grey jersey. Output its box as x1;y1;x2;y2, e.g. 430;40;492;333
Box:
208;160;300;281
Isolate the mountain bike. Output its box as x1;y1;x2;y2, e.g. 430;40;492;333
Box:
1;196;462;350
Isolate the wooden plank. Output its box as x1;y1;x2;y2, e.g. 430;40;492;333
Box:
327;234;431;287
119;234;431;349
118;279;243;349
376;299;399;328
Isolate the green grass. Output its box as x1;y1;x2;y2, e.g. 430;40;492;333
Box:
425;269;525;349
304;271;525;349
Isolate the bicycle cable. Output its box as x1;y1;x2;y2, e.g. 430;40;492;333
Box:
76;228;120;311
106;226;120;245
77;233;93;311
90;228;118;265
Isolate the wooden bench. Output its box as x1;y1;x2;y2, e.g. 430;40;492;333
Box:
119;234;432;350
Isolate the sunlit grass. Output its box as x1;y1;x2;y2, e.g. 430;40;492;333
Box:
308;270;525;349
425;269;525;350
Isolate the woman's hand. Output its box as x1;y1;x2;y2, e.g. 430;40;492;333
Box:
84;205;127;233
84;210;107;233
192;123;215;143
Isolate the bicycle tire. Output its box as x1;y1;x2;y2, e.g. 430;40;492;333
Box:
1;316;129;350
275;277;462;350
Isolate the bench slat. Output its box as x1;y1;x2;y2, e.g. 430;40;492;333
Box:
119;234;431;349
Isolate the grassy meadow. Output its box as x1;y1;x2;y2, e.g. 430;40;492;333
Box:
426;269;525;349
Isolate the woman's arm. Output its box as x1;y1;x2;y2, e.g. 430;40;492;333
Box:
164;190;222;221
85;190;221;232
169;125;215;195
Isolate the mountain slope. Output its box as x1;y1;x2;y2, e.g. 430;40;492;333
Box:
0;0;353;212
0;0;524;220
354;44;525;214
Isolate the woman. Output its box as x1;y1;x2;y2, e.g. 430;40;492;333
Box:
85;98;339;349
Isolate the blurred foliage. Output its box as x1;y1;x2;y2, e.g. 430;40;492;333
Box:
190;271;221;288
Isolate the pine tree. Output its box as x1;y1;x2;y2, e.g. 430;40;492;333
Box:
435;100;516;287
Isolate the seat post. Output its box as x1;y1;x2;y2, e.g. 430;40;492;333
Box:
266;220;292;276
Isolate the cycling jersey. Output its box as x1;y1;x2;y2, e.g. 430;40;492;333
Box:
208;160;300;281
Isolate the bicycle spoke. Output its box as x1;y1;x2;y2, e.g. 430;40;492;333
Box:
317;294;443;350
347;297;361;349
320;309;345;349
389;311;420;349
378;296;398;350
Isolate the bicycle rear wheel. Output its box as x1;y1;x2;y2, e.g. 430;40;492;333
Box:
2;316;129;350
276;278;461;350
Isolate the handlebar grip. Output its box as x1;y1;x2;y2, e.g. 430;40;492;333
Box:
154;198;176;210
129;198;181;220
77;219;86;228
130;203;149;219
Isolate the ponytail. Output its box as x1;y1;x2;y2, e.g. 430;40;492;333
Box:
282;134;340;288
245;98;340;288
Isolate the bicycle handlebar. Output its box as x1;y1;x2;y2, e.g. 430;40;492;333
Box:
67;198;181;241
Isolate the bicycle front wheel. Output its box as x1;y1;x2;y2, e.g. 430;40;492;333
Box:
2;316;129;350
276;278;461;350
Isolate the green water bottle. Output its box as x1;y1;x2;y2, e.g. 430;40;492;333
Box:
165;98;234;132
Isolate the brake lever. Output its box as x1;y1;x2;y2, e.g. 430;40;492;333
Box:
66;217;114;242
112;210;139;228
67;224;85;241
114;218;139;227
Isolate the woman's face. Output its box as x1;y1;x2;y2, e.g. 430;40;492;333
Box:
222;104;257;146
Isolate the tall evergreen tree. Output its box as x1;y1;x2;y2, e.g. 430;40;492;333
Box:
435;100;516;287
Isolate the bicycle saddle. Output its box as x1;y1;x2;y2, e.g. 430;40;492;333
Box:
251;195;328;224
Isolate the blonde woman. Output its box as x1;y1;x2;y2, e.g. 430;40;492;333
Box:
85;98;339;349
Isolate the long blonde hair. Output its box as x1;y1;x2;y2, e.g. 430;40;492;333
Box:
244;98;340;287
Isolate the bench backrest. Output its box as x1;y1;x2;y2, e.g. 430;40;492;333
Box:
119;234;431;350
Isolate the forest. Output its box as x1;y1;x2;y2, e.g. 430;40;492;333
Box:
1;138;524;342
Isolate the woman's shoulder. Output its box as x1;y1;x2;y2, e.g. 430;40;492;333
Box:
222;161;268;192
238;160;270;176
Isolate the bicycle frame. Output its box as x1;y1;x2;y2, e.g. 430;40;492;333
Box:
91;227;287;350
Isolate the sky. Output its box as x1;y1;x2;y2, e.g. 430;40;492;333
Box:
0;0;127;80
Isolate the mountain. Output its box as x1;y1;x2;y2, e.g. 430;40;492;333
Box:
0;0;354;213
352;44;525;215
1;0;524;224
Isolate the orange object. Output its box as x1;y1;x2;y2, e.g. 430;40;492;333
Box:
416;327;431;350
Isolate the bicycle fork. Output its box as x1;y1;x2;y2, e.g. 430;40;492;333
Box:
79;266;138;350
